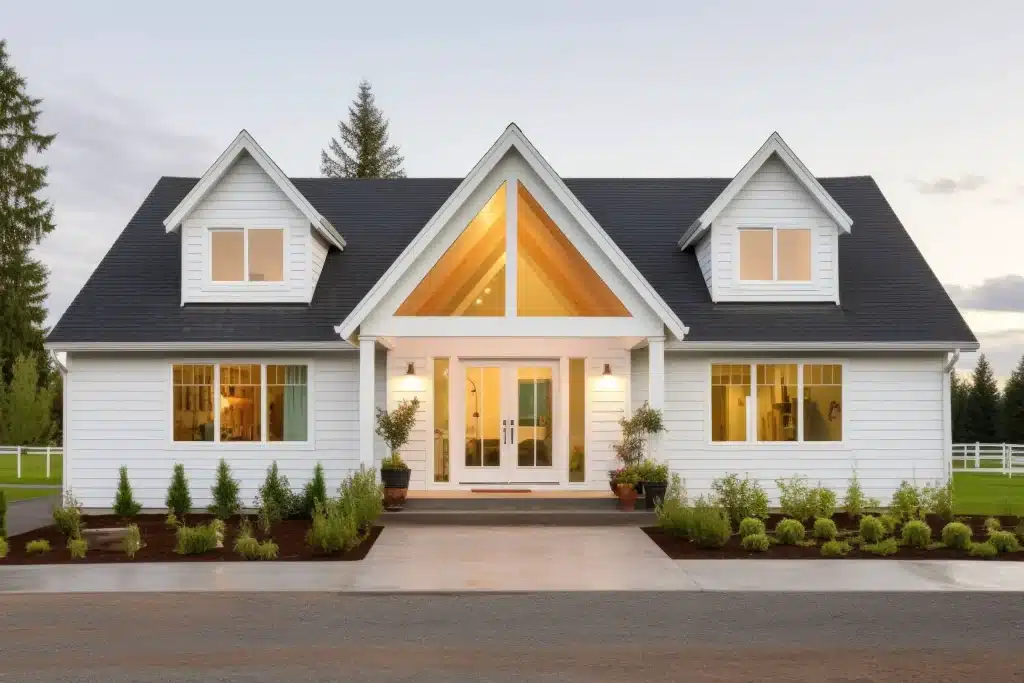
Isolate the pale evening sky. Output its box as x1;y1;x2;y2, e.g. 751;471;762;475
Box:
4;1;1023;375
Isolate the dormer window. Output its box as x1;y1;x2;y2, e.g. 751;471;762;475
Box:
210;227;284;282
738;227;811;282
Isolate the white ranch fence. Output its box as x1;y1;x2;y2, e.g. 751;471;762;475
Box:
952;443;1024;477
0;446;64;481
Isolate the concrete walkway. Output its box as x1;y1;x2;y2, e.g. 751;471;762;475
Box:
4;495;59;537
2;526;1024;593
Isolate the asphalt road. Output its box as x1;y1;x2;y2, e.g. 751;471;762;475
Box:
2;592;1023;682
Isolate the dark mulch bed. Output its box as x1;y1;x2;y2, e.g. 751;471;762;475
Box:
3;514;382;564
645;513;1024;561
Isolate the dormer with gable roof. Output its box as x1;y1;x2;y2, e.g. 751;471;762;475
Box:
679;133;853;304
163;130;344;304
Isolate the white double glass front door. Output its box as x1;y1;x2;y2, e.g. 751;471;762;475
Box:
454;360;560;485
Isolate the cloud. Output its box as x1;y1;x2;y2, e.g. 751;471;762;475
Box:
992;184;1024;205
30;83;218;325
913;174;988;195
946;276;1024;313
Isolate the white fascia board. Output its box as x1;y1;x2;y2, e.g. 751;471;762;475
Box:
163;130;346;250
678;132;854;250
666;340;980;352
45;341;357;352
335;123;689;342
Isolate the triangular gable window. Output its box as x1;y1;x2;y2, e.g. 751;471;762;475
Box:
396;181;627;317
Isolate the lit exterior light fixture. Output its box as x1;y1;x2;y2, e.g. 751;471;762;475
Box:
406;362;416;376
603;363;612;376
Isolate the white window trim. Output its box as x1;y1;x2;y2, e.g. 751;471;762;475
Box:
707;360;846;447
737;225;815;285
168;359;315;449
209;225;288;286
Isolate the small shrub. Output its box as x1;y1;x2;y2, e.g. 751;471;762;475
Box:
775;518;806;545
255;461;296;532
821;540;851;557
52;491;84;539
636;459;669;484
862;538;899;556
901;520;932;549
859;515;887;544
208;459;241;520
26;539;51;554
711;474;769;525
740;533;770;552
307;500;359;553
923;480;954;523
879;513;899;536
984;517;1002;534
843;472;867;519
1015;521;1024;543
175;523;219;555
68;537;88;560
300;463;328;519
688;500;732;549
0;537;7;559
738;517;766;539
776;475;814;521
890;481;925;522
165;512;179;529
123;524;142;558
812;487;837;520
113;465;142;519
969;541;998;559
812;517;838;541
0;489;7;539
941;522;972;550
165;463;193;518
340;467;383;532
233;533;279;560
656;474;692;536
988;530;1021;554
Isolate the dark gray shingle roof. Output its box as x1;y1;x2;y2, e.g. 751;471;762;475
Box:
47;175;976;345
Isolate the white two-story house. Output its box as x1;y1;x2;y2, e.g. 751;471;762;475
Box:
46;124;977;508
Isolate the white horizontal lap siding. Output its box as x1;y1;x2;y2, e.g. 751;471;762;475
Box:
387;352;430;488
630;347;649;413
694;235;713;292
66;352;359;509
662;353;945;504
374;348;388;470
712;156;839;303
588;354;628;487
183;152;311;304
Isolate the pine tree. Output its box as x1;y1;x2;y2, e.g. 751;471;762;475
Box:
320;80;405;178
965;354;1002;443
165;463;193;518
950;369;971;443
0;40;56;383
0;354;54;444
208;458;241;520
1002;355;1024;444
113;466;142;519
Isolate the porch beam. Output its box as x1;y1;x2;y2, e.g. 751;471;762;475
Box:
359;335;377;469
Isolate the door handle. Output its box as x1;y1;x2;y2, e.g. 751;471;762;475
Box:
502;419;507;445
510;419;515;444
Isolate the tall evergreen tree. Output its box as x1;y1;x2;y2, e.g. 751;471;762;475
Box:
964;354;1002;443
0;354;54;445
1002;355;1024;444
950;368;971;443
0;40;55;383
320;80;405;179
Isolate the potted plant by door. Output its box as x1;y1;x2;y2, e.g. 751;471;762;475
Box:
376;397;420;510
638;459;669;509
614;466;641;511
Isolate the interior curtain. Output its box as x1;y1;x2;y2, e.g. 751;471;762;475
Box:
283;366;308;441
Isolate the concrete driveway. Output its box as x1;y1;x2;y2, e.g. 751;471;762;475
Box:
5;494;58;537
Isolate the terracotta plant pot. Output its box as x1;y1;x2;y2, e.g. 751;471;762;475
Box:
381;468;411;511
615;483;639;511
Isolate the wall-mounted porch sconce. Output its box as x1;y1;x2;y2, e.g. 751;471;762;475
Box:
406;362;416;376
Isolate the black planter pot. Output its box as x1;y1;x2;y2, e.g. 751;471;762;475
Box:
643;481;668;509
380;467;411;489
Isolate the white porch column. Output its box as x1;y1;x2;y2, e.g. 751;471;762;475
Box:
359;336;377;469
647;336;665;410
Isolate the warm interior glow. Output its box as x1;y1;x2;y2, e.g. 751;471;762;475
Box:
516;366;553;467
211;230;244;281
756;364;798;442
568;359;586;482
738;229;774;281
516;183;629;317
465;365;501;467
711;364;749;442
248;228;284;282
777;229;811;281
434;358;450;482
396;184;507;316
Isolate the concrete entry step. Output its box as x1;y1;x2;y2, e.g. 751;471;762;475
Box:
402;495;621;511
381;510;656;526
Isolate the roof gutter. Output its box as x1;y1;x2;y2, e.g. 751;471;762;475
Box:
666;341;980;352
941;348;962;485
45;341;358;352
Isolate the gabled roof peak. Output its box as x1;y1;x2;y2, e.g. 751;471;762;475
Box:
677;132;854;249
162;129;346;249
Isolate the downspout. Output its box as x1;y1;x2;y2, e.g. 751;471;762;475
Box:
942;349;961;484
50;350;68;497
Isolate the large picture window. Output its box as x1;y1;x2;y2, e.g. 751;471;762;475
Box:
172;362;309;443
738;227;811;282
710;362;842;444
210;227;285;282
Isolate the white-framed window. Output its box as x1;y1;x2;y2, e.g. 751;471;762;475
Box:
172;362;309;443
738;227;812;282
210;227;285;282
710;362;843;444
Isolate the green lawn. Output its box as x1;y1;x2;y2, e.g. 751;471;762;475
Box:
0;452;62;486
0;486;60;502
953;472;1024;516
